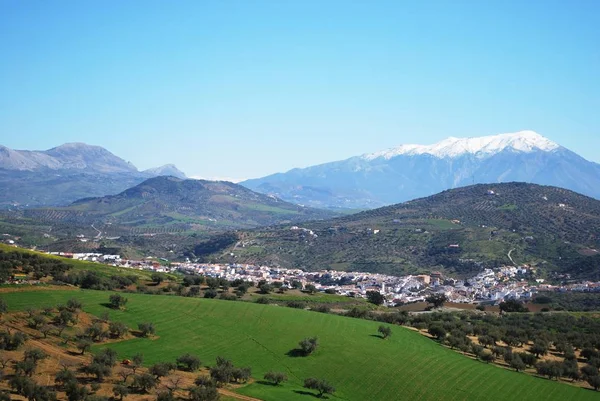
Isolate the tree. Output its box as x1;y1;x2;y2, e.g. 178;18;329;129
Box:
151;273;165;284
258;283;273;294
264;371;288;385
39;324;53;338
588;375;600;391
304;377;335;398
510;354;526;372
425;294;448;308
176;353;202;372
66;298;83;312
299;337;319;355
0;298;7;317
109;294;128;309
156;392;175;401
14;359;37;377
81;362;112;382
109;322;128;338
131;353;144;374
149;362;175;381
378;325;392;339
478;335;495;348
210;357;234;385
530;342;548;358
76;339;92;355
428;324;446;341
65;381;89;401
24;348;47;363
499;299;529;313
29;314;47;330
204;289;218;299
93;348;118;367
0;355;11;369
366;291;385;306
84;323;108;342
188;385;219;401
55;367;77;388
517;352;537;368
581;364;599;379
132;373;157;393
112;384;129;400
481;351;495;364
138;322;155;337
536;361;563;380
54;310;77;327
232;367;251;383
305;284;317;294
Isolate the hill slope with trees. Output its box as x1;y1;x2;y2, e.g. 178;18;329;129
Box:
203;183;600;280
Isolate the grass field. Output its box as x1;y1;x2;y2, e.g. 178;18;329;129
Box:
3;290;600;401
0;243;175;281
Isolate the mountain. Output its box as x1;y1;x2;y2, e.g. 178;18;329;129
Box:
242;131;600;209
142;164;187;179
21;176;336;234
200;182;600;280
0;143;187;208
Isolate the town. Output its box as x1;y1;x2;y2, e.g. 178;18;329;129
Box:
34;249;600;307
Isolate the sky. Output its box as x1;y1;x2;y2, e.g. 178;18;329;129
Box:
1;0;599;181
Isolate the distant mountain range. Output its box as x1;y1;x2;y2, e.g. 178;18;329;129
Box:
203;182;600;280
242;131;600;209
0;143;186;207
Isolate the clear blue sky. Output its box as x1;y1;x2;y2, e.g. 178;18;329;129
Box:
1;0;599;180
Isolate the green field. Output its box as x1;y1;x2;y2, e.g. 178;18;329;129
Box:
3;290;599;401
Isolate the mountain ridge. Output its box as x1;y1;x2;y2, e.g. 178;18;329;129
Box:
242;131;600;209
0;143;187;208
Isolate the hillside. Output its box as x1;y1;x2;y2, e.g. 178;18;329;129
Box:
8;176;335;238
0;143;186;208
242;131;600;209
203;183;600;280
3;289;600;401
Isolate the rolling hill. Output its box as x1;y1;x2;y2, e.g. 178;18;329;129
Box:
11;176;336;236
4;289;600;401
242;131;600;209
201;182;600;280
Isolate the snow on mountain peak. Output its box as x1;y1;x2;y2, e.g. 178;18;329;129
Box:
362;131;560;160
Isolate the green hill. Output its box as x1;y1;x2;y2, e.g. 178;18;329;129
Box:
3;289;599;401
0;176;336;243
203;182;600;280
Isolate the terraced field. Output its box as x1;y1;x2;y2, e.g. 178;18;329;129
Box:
3;290;600;401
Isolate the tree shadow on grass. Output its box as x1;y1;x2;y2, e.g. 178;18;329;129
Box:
286;349;308;357
256;380;278;386
293;390;322;398
370;334;384;339
99;303;117;310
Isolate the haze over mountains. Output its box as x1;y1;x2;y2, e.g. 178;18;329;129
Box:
242;131;600;209
0;143;186;207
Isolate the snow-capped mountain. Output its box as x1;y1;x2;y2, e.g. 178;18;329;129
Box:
363;131;559;160
242;131;600;209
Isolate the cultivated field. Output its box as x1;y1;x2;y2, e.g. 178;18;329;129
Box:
3;290;600;401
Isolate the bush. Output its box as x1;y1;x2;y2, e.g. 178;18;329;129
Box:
176;353;202;372
299;337;319;355
304;377;335;398
264;371;288;385
138;322;155;337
